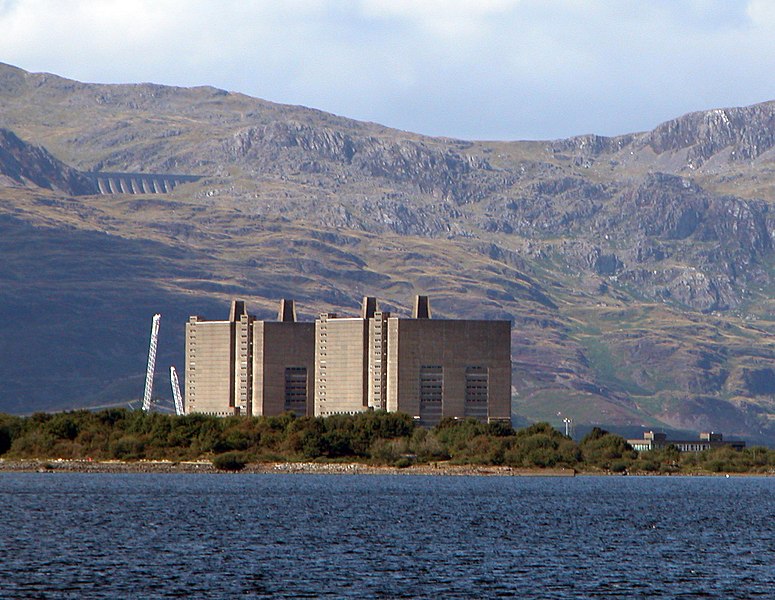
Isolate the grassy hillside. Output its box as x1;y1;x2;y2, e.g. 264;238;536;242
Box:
1;63;775;444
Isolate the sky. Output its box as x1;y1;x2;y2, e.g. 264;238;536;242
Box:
2;0;775;141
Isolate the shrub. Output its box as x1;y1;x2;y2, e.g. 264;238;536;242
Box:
488;420;515;437
516;422;558;438
580;428;636;468
219;428;252;452
321;430;353;457
637;459;660;472
45;413;80;441
97;408;130;427
610;460;628;473
212;451;247;471
454;435;506;465
195;421;226;454
109;435;146;460
299;430;325;459
410;429;449;461
10;430;55;457
502;423;580;468
369;438;408;464
705;459;727;473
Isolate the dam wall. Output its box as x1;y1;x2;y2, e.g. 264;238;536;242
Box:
83;172;202;195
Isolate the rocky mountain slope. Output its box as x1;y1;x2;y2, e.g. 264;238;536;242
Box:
0;127;97;194
1;62;774;443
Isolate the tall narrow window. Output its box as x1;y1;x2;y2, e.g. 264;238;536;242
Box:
419;365;443;426
465;366;488;422
284;367;308;416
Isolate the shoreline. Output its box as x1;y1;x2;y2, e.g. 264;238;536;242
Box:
0;458;574;476
1;458;773;476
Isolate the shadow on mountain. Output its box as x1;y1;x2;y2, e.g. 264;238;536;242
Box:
0;214;226;413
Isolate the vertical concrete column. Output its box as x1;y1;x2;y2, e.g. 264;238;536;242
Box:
413;295;431;319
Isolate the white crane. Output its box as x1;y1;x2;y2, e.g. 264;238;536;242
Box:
142;314;161;411
170;366;184;416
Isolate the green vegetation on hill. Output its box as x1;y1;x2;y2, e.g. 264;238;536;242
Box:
1;411;772;474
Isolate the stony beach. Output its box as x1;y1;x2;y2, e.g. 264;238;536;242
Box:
0;458;576;476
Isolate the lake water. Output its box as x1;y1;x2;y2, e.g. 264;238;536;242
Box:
0;473;773;598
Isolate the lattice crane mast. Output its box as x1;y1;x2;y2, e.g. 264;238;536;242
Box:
142;314;161;411
170;366;184;416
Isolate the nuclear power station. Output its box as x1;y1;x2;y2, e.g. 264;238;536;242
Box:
184;296;511;425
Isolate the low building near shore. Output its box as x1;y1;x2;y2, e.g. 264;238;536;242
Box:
628;430;745;452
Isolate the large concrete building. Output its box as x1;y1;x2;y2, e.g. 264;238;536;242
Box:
185;296;512;425
184;300;252;417
385;316;512;426
252;300;315;417
185;299;313;417
314;297;387;417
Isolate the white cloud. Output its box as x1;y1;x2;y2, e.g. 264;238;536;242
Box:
359;0;522;39
0;0;774;140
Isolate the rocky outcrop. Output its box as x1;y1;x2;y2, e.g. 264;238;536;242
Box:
0;128;98;195
644;103;775;164
549;101;775;172
549;133;636;159
476;168;773;311
227;121;511;203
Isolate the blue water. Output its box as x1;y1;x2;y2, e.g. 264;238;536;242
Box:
0;474;773;599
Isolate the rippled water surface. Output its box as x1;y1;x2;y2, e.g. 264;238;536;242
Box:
1;473;773;598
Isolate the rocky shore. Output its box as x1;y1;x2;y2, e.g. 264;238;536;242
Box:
0;458;576;477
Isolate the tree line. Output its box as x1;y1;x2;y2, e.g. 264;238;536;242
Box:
1;409;773;473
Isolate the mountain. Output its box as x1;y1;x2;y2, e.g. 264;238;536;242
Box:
1;62;774;444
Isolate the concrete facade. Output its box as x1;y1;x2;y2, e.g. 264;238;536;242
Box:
83;172;202;195
233;303;253;417
185;299;311;417
185;316;238;417
185;295;512;424
252;321;315;417
385;318;512;426
367;311;390;411
315;315;370;416
312;296;511;424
